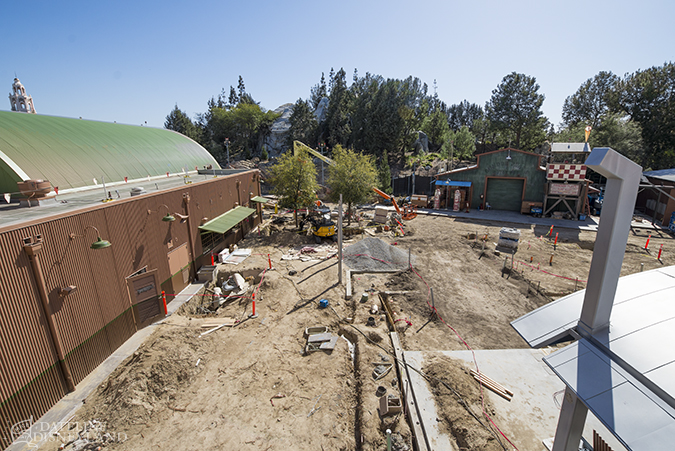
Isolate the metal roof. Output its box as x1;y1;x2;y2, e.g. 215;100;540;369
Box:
435;180;471;187
198;206;255;234
643;168;675;184
0;111;219;195
513;266;675;450
551;142;592;153
251;196;269;203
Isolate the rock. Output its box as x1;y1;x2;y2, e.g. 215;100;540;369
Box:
314;97;329;122
263;103;293;157
413;131;429;153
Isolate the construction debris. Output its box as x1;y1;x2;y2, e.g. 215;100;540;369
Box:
304;326;340;353
379;394;402;416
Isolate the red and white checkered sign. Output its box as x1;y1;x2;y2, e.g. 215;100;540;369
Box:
547;164;586;181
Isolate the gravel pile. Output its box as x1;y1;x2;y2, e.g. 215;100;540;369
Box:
343;237;415;271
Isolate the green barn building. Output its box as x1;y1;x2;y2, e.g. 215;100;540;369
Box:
435;148;547;211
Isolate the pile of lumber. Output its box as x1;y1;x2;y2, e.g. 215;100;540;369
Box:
470;369;514;401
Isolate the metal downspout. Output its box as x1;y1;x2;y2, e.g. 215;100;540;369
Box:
24;242;76;393
183;193;196;282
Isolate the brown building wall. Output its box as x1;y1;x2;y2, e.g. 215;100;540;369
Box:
635;179;675;226
0;170;261;448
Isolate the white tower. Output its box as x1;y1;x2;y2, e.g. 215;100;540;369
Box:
9;77;36;113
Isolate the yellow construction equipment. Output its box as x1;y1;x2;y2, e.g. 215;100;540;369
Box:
301;203;336;243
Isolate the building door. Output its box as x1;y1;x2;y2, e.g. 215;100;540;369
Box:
126;269;161;326
168;243;190;293
485;178;525;211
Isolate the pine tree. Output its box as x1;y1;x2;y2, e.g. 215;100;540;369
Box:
378;150;392;194
237;76;246;100
228;86;238;107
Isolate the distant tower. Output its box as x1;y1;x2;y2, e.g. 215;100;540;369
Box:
9;77;36;113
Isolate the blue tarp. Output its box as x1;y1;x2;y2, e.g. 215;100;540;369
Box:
435;180;471;187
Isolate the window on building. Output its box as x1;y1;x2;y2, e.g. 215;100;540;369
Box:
200;228;237;255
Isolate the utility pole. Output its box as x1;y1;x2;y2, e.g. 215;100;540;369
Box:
338;194;343;285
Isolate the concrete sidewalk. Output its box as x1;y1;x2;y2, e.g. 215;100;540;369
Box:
405;349;628;451
7;282;203;451
417;208;601;231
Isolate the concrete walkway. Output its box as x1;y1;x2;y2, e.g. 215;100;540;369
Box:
405;348;628;451
7;282;203;451
417;208;601;231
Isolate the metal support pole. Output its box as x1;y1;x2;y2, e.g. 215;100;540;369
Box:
338;194;343;285
551;386;588;451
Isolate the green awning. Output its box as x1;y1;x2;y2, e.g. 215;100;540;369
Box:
251;196;268;203
198;206;255;234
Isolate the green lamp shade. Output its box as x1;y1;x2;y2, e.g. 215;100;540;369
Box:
91;237;112;249
162;214;176;222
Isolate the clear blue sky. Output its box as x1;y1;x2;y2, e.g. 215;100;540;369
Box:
2;0;673;130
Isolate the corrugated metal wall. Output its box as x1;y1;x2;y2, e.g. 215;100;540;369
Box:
437;149;546;209
0;170;260;449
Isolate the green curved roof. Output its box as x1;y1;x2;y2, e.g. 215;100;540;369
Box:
0;111;219;195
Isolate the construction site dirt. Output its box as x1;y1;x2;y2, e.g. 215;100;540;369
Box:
43;209;674;451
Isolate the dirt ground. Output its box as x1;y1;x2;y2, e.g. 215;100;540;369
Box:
45;208;674;451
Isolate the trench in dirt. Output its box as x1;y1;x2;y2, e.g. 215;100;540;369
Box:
339;296;364;451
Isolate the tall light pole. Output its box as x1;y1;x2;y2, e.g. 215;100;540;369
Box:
224;138;230;167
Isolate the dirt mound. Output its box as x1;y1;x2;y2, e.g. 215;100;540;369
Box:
79;329;206;429
424;355;505;450
344;237;415;271
240;229;310;248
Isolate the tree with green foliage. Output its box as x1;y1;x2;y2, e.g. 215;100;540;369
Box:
228;86;238;107
269;149;318;227
378;150;393;194
448;126;476;160
323;68;352;147
164;105;202;142
421;109;450;152
486;72;548;151
562;71;620;129
287;98;318;148
448;100;484;132
327;145;377;224
555;114;644;164
204;103;279;160
309;73;328;109
620;62;675;169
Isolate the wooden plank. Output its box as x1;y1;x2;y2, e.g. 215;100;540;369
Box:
470;369;514;396
379;292;395;332
200;317;236;328
308;332;332;343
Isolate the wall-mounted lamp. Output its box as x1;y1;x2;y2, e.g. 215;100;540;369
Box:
59;285;78;297
173;212;189;224
69;225;112;249
148;204;175;222
506;149;512;161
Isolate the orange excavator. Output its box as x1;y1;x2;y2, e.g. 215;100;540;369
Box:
372;187;417;220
